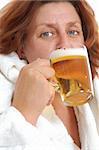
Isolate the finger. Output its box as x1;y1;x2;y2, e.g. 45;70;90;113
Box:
30;58;51;67
37;58;50;66
47;82;55;105
22;57;55;79
31;66;55;79
38;66;55;79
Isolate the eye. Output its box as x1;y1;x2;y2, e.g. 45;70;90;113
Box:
67;30;79;37
40;32;53;38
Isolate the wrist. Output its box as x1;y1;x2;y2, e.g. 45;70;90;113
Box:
12;102;40;126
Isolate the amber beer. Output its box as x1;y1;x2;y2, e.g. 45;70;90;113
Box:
50;47;94;106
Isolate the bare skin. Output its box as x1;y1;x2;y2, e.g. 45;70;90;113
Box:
52;93;81;147
13;59;55;125
12;2;84;148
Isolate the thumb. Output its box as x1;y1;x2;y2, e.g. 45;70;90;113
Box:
47;82;55;105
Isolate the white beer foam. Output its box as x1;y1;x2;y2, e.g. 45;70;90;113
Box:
50;47;88;60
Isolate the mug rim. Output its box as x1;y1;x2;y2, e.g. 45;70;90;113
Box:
49;45;88;63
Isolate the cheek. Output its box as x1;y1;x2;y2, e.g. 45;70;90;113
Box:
79;32;84;44
24;36;57;62
72;35;84;47
78;37;84;46
24;41;52;63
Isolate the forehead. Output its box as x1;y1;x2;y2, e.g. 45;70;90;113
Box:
31;2;81;26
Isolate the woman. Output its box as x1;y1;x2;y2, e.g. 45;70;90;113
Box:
0;0;99;150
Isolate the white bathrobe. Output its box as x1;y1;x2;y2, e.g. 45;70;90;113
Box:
0;52;99;150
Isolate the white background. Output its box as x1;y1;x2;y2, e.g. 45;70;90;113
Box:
0;0;99;24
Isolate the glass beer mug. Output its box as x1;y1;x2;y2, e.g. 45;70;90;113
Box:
50;46;94;106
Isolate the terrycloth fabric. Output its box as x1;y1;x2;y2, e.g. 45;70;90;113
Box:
0;106;79;150
0;52;99;150
74;75;99;150
0;52;79;150
0;52;27;112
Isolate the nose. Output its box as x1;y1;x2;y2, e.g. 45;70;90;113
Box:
56;33;73;49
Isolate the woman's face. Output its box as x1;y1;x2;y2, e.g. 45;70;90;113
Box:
23;2;84;63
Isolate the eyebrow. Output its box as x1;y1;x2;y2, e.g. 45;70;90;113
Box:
35;21;81;29
66;21;81;27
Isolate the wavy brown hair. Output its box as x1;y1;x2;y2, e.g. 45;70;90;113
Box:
0;0;99;78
